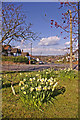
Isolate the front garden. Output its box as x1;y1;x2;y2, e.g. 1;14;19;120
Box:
2;68;78;118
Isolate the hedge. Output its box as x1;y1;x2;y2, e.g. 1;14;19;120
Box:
2;56;28;63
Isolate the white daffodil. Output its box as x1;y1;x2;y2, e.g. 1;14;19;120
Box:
26;74;28;76
23;78;26;82
33;96;35;99
20;73;22;75
25;84;28;88
35;86;41;91
20;81;24;85
23;91;26;94
48;79;52;83
53;82;58;88
21;87;25;90
50;77;53;80
50;81;53;86
40;78;44;82
46;72;49;74
44;78;47;82
52;87;55;91
46;82;48;85
30;87;34;92
48;86;50;90
29;78;33;82
54;78;57;82
37;79;40;82
36;74;39;76
19;83;21;86
43;86;47;91
33;77;36;80
68;68;71;71
52;82;58;91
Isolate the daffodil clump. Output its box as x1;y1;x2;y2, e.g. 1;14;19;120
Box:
19;69;59;111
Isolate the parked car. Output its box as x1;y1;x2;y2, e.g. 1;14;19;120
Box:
39;61;44;65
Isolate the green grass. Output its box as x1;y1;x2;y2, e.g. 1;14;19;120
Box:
2;70;78;119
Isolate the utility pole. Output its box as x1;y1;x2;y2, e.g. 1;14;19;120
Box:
78;2;80;71
69;10;73;69
66;10;73;69
31;42;32;57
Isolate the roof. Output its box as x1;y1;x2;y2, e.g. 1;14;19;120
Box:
11;48;18;53
21;52;29;56
2;45;12;50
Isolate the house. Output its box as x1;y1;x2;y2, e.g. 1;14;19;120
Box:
66;49;78;62
2;45;12;56
73;49;78;61
11;48;21;56
21;49;29;57
2;45;22;56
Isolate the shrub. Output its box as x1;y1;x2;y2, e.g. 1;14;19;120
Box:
2;56;28;63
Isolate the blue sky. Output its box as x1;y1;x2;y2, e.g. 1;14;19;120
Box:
3;2;78;55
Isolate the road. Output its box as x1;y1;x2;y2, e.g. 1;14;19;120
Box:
1;63;78;72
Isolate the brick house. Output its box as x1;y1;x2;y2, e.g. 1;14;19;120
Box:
11;48;21;56
2;45;12;56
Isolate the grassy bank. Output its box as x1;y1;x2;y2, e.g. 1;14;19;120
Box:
2;69;78;118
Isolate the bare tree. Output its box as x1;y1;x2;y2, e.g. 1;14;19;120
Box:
1;3;38;45
50;2;79;69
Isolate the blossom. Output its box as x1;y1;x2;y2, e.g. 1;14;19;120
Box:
43;86;47;91
48;86;50;90
50;81;53;86
29;78;33;82
19;83;21;86
52;87;55;91
20;73;22;75
36;86;41;91
30;87;34;92
33;77;36;80
20;81;24;85
23;91;26;94
23;78;26;82
48;79;52;83
46;72;49;74
46;82;48;85
21;87;25;90
54;78;57;82
33;96;35;99
37;79;40;82
25;84;28;87
44;78;47;82
36;74;39;76
50;77;53;80
40;78;44;82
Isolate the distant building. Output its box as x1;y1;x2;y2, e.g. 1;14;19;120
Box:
2;45;21;56
2;45;12;56
21;49;29;57
11;48;21;56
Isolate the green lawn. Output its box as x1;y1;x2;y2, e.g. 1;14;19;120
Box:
2;70;78;119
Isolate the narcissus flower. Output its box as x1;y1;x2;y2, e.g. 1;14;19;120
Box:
43;86;47;91
23;91;26;94
30;87;34;92
29;78;32;82
21;87;25;90
23;78;26;82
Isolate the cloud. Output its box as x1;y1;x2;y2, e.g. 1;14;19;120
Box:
65;41;70;45
65;39;75;46
38;36;60;46
23;47;66;55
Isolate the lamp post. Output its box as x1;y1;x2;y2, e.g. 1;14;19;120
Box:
31;42;32;57
66;10;73;69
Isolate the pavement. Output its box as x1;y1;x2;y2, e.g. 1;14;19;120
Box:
1;63;78;72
